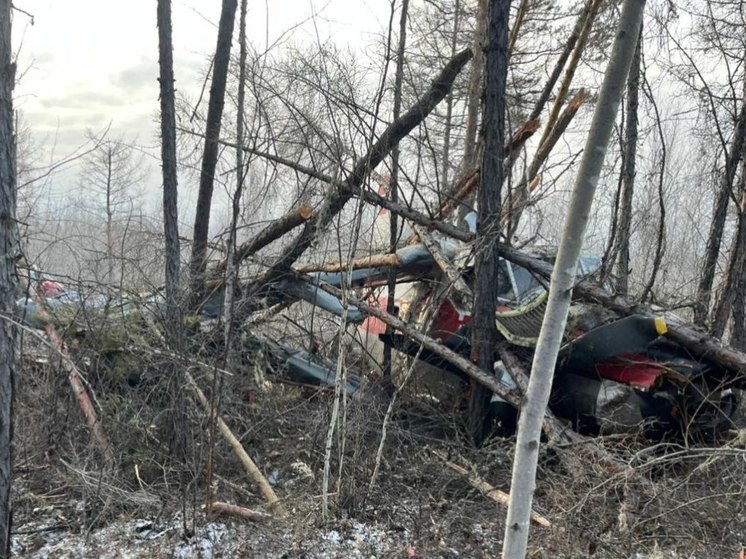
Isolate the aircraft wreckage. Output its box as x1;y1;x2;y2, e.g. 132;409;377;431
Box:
18;236;743;443
262;235;743;443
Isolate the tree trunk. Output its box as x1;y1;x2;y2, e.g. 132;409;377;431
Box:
458;0;489;225
105;147;114;281
713;189;746;338
189;0;238;306
0;1;14;553
711;73;746;338
732;148;746;347
639;71;667;302
157;0;182;343
440;0;460;191
616;27;642;296
695;99;746;325
383;0;409;381
462;0;488;171
223;0;248;368
502;0;646;555
470;0;510;444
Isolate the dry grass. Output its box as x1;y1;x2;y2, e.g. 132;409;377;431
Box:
10;321;746;558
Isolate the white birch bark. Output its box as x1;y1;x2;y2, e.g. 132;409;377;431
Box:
501;0;647;556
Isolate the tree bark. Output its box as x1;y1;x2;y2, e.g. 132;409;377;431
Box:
616;28;642;296
384;0;409;381
0;1;14;553
189;0;238;306
711;73;746;338
157;0;181;343
526;0;596;123
695;99;746;325
732;151;746;347
223;0;248;366
458;0;489;225
502;0;646;555
470;0;511;444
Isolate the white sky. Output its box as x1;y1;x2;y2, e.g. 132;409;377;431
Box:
12;0;391;205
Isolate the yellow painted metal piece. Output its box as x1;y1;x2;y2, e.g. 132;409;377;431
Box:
654;316;668;336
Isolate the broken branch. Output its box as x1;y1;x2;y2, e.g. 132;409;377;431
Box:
27;289;115;463
432;450;551;528
295;253;402;274
211;205;313;277
206;501;272;522
187;372;284;513
410;222;473;307
242;49;473;303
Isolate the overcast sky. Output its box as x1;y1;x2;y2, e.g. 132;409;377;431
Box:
13;0;390;208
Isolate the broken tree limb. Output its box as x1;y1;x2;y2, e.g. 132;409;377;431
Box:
244;48;472;302
537;0;602;147
186;372;283;513
410;222;473;307
527;0;596;123
315;280;520;404
27;290;115;463
206;501;272;522
295;253;402;274
211;205;313;277
431;450;551;528
178;132;475;248
508;89;588;232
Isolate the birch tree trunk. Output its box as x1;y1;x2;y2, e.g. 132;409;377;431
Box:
157;0;181;343
470;0;510;443
189;0;237;306
501;0;646;555
0;1;15;553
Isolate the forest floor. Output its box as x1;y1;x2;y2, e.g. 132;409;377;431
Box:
9;346;746;559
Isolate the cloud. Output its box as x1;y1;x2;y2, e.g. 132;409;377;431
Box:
113;59;158;93
39;90;129;110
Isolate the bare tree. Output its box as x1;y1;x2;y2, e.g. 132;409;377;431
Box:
502;0;645;555
223;0;248;368
80;136;145;282
711;69;746;338
695;100;746;325
470;0;510;443
0;1;14;554
157;0;181;338
189;0;238;305
383;0;409;381
616;27;642;296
